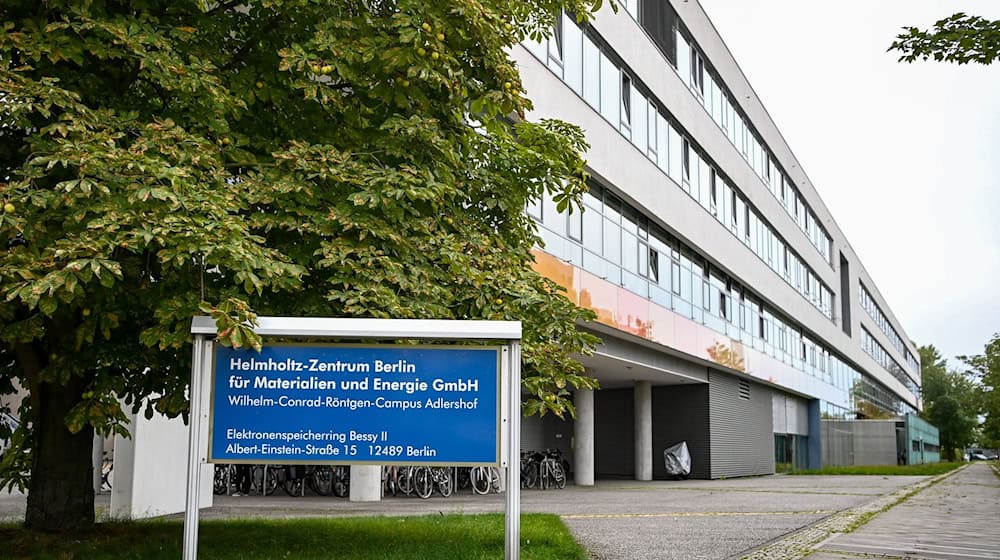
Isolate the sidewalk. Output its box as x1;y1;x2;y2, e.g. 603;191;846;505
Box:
806;462;1000;560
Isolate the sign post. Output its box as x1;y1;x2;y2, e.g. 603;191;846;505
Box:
183;317;522;560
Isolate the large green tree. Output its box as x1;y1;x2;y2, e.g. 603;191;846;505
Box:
0;0;610;530
890;12;1000;65
959;335;1000;449
918;345;978;461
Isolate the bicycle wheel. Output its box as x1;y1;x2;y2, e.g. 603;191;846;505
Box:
436;468;454;497
471;466;491;495
521;461;538;489
332;466;350;498
253;465;279;496
552;461;567;489
539;459;553;490
414;467;433;499
310;466;334;496
213;464;230;495
396;466;414;496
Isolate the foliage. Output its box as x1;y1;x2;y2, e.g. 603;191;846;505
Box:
918;345;979;460
890;12;1000;65
959;334;1000;448
787;462;963;476
1;513;589;560
0;0;609;499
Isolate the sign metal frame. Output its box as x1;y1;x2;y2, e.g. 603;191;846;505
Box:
183;317;522;560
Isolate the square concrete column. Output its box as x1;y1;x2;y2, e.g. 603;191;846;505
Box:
349;465;382;502
634;380;652;481
573;389;595;486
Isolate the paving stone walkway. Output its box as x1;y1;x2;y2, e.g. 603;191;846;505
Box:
807;462;1000;560
742;463;1000;560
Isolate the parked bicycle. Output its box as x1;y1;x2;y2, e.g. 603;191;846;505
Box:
521;448;568;490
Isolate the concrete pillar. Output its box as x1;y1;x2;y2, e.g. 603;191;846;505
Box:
634;381;652;481
349;465;381;502
92;434;103;494
573;389;595;486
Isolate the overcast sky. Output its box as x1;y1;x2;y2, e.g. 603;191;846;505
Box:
699;1;1000;368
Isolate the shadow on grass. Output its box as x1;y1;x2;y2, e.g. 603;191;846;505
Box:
1;513;586;560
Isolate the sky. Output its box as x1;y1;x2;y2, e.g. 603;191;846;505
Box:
699;1;1000;368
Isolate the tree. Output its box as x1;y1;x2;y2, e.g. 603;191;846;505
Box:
890;12;1000;65
0;0;610;529
917;345;978;461
959;334;1000;449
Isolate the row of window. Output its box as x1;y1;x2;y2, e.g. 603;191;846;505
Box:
822;381;916;420
861;328;919;395
530;183;917;417
672;27;834;266
522;14;834;320
860;283;919;373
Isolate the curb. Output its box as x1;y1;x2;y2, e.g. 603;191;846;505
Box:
736;465;969;560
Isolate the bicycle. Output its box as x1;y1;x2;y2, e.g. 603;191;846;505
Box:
538;449;567;490
308;465;335;496
470;465;500;495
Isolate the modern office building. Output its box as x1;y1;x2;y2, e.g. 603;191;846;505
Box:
514;1;923;480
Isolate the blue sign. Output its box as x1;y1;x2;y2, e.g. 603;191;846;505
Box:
209;344;500;465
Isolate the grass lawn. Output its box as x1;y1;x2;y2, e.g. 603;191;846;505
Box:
787;462;964;476
1;513;587;560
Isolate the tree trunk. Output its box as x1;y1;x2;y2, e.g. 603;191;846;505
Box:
24;373;95;530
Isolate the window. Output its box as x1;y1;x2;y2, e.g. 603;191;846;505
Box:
599;53;620;125
582;35;601;109
647;248;659;282
620;74;632;133
562;13;583;94
547;15;563;70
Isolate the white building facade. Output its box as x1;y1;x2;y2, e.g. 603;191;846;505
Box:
517;0;921;478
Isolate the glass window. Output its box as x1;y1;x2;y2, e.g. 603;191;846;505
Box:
630;86;647;151
600;53;620;125
647;100;658;158
582;205;601;254
547;16;563;73
568;208;582;241
562;14;583;95
698;157;712;210
676;29;691;80
622;231;638;274
527;197;542;220
582;35;601;110
603;217;621;264
668;123;683;186
620;74;632;136
542;192;564;233
656;113;669;173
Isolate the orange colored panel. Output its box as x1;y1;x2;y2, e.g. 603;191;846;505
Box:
647;304;675;348
531;249;578;303
578;270;617;328
672;315;700;357
617;287;651;338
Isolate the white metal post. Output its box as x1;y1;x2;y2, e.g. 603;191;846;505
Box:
505;340;521;560
182;335;206;560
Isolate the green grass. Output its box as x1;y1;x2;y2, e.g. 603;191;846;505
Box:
0;513;587;560
786;462;963;476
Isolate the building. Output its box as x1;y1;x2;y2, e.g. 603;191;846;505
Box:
514;0;923;480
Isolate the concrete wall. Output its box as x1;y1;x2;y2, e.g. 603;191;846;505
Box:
111;401;213;519
708;371;774;478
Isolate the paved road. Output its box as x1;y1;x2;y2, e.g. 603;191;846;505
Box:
806;462;1000;560
1;472;926;559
